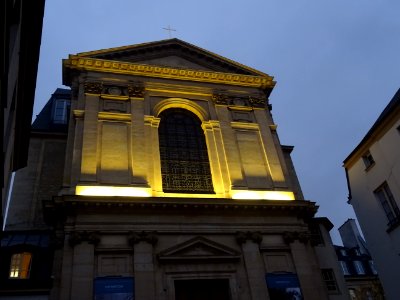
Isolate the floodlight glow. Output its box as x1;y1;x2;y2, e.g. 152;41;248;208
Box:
76;185;152;197
231;190;295;201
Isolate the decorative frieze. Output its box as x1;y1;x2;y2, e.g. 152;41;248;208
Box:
65;57;275;89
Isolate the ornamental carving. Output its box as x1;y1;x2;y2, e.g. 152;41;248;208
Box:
248;96;266;108
106;86;122;96
128;231;158;246
128;84;145;98
212;93;266;108
84;82;103;94
236;231;263;245
68;231;100;247
211;93;229;105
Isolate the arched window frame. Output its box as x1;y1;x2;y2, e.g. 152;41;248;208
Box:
158;108;214;194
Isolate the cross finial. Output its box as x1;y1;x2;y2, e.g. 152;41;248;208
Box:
162;25;177;38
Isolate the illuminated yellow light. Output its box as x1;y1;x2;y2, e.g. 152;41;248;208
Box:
76;185;152;197
156;192;221;198
231;190;295;201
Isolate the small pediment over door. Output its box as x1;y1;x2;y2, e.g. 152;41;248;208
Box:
158;236;241;263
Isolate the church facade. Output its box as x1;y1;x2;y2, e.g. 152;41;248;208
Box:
3;39;349;300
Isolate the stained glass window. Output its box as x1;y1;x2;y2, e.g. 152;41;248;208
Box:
158;109;214;193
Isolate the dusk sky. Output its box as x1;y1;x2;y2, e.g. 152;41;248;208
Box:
33;0;400;244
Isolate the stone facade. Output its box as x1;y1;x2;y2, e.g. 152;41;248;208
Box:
4;39;349;299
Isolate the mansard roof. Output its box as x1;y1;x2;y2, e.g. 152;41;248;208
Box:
31;88;71;133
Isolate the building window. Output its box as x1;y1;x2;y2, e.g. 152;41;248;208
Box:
374;182;400;227
340;261;350;275
353;261;365;275
362;151;375;170
53;99;69;124
321;269;339;293
9;252;32;279
158;108;214;193
368;260;378;275
349;288;356;300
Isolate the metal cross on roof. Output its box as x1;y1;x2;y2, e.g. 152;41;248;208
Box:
162;25;177;38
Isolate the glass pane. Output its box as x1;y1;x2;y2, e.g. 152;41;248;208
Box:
159;109;214;193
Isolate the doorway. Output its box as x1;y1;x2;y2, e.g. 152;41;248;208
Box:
174;278;231;300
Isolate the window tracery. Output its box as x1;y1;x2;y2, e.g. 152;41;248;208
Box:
158;108;214;193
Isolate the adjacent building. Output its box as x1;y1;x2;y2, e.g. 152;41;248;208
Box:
1;0;46;229
4;39;350;299
336;219;384;300
343;89;400;300
0;88;70;299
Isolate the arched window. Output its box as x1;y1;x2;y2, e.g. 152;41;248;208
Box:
158;109;214;193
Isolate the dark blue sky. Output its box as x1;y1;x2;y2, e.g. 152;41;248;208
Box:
33;0;400;244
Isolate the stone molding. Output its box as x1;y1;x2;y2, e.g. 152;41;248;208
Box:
236;231;263;245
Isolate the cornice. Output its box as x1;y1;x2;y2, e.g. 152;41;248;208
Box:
63;56;275;89
46;196;318;220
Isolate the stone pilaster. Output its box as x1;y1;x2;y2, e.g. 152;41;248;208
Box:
283;231;329;300
129;232;157;300
236;231;270;300
69;231;100;300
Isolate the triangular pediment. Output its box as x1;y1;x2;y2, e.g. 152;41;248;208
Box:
74;39;268;76
158;236;241;263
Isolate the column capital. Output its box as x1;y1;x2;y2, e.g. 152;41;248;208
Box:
128;83;145;98
84;81;103;94
283;231;310;244
236;231;263;245
128;231;158;246
68;231;100;247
